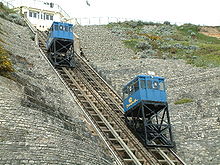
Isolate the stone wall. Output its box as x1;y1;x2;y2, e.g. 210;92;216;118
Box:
75;25;220;165
0;18;114;164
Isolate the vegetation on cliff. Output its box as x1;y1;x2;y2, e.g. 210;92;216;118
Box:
107;21;220;68
0;3;15;78
0;38;14;78
0;2;26;26
174;98;193;105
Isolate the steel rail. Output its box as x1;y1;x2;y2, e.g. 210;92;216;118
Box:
74;52;186;165
35;31;124;165
70;64;160;163
72;56;160;164
61;67;144;165
37;30;186;165
71;68;159;164
37;31;141;165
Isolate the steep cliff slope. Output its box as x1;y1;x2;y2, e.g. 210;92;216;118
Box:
0;18;113;164
75;24;220;165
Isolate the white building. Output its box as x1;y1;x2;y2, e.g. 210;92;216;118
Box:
1;0;76;31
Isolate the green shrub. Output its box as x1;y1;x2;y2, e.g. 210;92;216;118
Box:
186;43;220;67
123;39;140;52
0;45;14;78
164;21;171;25
0;2;16;14
108;20;220;68
174;98;193;105
0;25;14;78
0;2;26;26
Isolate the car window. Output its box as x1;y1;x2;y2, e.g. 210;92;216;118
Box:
159;81;165;90
54;25;58;31
140;80;146;89
147;80;152;89
153;81;159;89
59;25;63;30
65;26;69;31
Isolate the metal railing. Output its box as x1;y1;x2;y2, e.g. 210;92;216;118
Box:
75;17;138;25
0;0;185;26
75;17;185;26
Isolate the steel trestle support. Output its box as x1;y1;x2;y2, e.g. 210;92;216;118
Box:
48;38;75;67
125;101;174;148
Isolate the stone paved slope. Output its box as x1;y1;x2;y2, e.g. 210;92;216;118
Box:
75;25;220;165
0;18;113;164
75;25;134;63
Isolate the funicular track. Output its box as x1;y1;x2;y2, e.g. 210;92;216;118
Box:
37;30;186;165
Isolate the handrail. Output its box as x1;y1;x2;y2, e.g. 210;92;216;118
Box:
23;17;38;45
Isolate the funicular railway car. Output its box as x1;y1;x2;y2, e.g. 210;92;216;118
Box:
46;21;75;67
122;75;174;148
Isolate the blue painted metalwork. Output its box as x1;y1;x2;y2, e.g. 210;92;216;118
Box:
123;75;174;148
46;21;74;50
123;75;167;113
46;21;75;67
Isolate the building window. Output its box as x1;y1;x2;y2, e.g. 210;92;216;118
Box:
46;14;49;20
33;12;37;18
50;15;53;20
41;14;43;19
29;11;32;17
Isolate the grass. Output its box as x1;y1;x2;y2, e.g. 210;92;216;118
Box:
187;54;220;68
107;21;220;68
174;98;193;105
186;43;220;67
0;45;14;78
177;24;220;44
107;20;161;29
123;39;141;52
177;25;220;67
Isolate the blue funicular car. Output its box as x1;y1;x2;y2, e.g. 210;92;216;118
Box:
46;21;75;67
122;73;174;148
123;74;167;113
